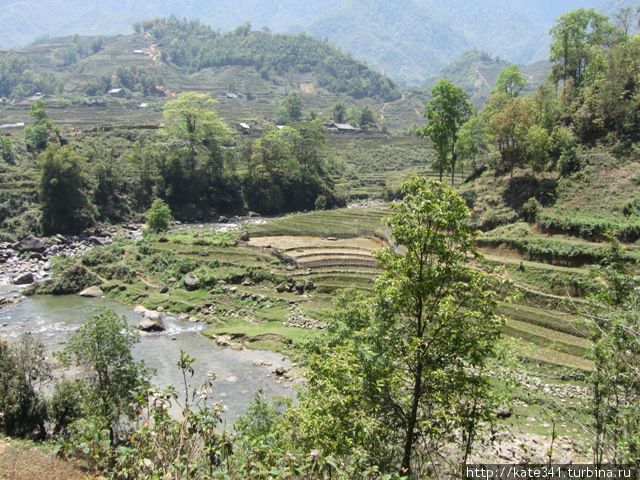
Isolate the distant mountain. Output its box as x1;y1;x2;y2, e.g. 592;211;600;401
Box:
0;0;608;84
422;51;551;106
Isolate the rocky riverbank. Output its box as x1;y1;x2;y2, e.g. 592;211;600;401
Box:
0;225;142;288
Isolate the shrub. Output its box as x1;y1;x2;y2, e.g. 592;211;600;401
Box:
314;194;328;210
522;197;541;223
146;198;172;233
0;336;49;438
28;259;99;295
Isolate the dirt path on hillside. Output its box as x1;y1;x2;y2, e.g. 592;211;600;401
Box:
380;92;405;122
475;66;490;89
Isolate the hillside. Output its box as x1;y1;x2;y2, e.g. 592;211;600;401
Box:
0;0;606;84
1;20;399;101
421;51;551;106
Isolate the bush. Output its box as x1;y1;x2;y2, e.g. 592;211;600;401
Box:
314;194;328;210
146;198;172;233
522;197;541;223
557;149;581;177
0;337;49;438
28;259;99;295
49;379;85;436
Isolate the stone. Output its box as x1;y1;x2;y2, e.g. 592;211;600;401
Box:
14;235;46;253
42;261;52;271
12;272;35;285
78;286;104;298
294;282;305;294
242;279;254;286
304;279;315;291
87;236;107;245
159;285;169;294
496;405;512;419
274;367;288;377
138;311;165;332
326;236;338;241
183;273;199;291
134;304;148;313
218;215;229;223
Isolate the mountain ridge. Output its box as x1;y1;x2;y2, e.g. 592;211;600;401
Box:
0;0;609;84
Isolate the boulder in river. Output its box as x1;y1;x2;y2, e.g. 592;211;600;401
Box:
78;286;104;298
183;273;199;291
14;235;46;253
12;272;35;285
134;304;149;314
138;310;165;332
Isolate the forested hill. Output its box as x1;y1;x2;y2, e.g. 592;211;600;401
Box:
138;18;400;101
0;0;605;84
0;18;400;102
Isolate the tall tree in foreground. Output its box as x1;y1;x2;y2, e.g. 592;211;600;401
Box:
419;80;472;185
378;177;502;475
296;176;503;477
60;310;149;445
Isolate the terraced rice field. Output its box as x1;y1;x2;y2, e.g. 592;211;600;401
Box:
245;207;389;238
247;235;383;269
244;208;597;372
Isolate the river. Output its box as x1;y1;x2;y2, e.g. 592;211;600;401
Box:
0;283;294;424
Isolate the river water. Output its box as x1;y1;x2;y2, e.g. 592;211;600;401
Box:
0;284;294;424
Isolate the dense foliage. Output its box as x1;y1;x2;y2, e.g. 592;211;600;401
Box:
85;66;161;97
1;92;344;236
137;17;401;101
0;52;57;99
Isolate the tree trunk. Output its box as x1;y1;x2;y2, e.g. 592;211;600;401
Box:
401;357;423;476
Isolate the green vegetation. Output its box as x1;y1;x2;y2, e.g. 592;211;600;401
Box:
419;79;472;184
0;52;57;99
39;144;93;234
145;198;172;233
138;17;400;101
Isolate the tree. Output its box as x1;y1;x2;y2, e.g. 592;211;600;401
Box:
585;254;640;467
60;309;149;444
358;105;377;128
146;198;172;233
0;136;14;164
294;177;502;477
277;93;303;124
457;115;489;174
487;94;535;177
162;92;233;212
377;177;502;475
495;65;528;97
614;7;634;38
525;124;551;172
0;335;49;438
550;8;616;86
419;80;472;185
39;145;93;234
163;92;230;171
24;100;58;152
332;102;346;123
